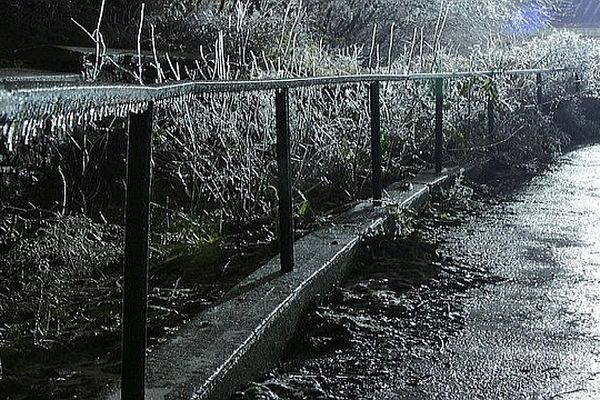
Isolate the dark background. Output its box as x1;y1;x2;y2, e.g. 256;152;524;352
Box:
0;0;145;58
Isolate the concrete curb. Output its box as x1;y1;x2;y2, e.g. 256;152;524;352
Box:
107;166;468;400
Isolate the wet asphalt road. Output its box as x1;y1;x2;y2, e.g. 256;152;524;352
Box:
397;145;600;399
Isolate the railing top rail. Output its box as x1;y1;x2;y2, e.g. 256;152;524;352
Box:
0;67;576;125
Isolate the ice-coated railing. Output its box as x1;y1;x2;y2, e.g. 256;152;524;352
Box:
0;67;573;124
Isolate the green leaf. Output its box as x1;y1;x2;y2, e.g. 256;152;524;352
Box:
298;200;312;217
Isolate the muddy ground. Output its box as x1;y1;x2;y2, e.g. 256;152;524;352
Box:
233;145;600;400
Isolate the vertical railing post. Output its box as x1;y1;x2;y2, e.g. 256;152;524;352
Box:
122;102;154;400
275;88;294;273
487;74;495;140
574;72;581;94
369;81;383;206
536;72;543;105
434;78;444;174
487;97;495;139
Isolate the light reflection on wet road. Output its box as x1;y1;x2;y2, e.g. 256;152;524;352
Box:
399;145;600;399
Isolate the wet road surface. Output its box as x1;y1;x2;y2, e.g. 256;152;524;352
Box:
398;145;600;399
235;144;600;400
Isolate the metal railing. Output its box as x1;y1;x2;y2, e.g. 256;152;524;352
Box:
0;66;579;399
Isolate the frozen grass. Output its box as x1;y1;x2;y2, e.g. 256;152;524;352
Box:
1;2;600;398
1;0;600;360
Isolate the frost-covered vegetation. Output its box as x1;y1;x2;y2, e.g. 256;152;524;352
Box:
133;0;600;222
2;0;600;397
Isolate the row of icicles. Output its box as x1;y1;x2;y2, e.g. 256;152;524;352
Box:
0;90;210;152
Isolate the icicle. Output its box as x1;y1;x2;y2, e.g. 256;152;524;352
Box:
57;115;66;134
7;123;15;152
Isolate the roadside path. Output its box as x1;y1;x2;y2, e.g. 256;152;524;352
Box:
398;145;600;399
